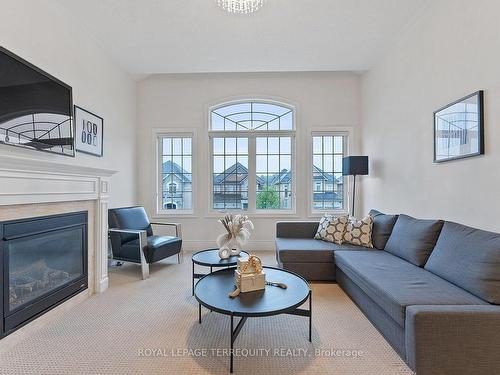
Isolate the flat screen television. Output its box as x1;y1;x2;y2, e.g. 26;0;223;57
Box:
0;46;74;156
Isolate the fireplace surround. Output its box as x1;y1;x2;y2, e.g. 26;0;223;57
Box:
0;154;115;344
1;211;88;337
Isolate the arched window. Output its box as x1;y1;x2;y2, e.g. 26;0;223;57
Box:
211;101;293;131
209;100;295;212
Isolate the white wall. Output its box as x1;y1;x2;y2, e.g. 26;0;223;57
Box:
361;0;500;231
137;72;361;250
0;0;137;207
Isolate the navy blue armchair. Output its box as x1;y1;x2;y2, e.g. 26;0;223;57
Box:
108;206;182;279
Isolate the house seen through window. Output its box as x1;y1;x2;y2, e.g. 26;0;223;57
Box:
160;136;192;211
157;105;347;215
312;134;346;211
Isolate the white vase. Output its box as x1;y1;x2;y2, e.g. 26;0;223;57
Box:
218;246;231;259
229;247;240;257
229;237;246;256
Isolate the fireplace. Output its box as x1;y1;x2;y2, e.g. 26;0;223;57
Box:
1;211;88;337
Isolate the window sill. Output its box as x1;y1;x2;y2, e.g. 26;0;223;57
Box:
152;212;197;219
308;210;349;218
205;212;299;219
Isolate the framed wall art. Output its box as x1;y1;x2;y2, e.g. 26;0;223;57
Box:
434;90;484;163
74;105;103;157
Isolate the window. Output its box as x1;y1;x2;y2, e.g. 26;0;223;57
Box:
210;100;295;212
312;134;346;211
256;137;292;209
212;137;248;210
158;135;193;212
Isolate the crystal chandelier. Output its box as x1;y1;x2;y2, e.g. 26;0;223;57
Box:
217;0;266;14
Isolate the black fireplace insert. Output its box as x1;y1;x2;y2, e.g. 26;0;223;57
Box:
1;211;88;338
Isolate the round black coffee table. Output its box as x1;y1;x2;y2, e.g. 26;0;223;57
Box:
191;249;250;295
194;266;312;373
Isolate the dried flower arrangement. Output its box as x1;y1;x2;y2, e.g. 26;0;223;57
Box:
216;214;254;259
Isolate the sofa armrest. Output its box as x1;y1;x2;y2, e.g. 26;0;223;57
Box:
405;305;500;375
108;228;146;235
109;228;149;279
276;221;318;239
150;222;182;238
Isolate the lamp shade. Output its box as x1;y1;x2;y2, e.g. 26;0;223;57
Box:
342;156;369;176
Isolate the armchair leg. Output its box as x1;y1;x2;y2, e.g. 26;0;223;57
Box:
177;252;181;264
177;224;183;264
139;231;150;280
141;261;150;280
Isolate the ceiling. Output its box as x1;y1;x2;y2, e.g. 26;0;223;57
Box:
56;0;430;75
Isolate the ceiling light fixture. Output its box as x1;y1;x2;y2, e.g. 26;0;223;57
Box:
216;0;266;14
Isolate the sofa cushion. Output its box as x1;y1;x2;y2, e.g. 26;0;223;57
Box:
276;221;319;239
369;209;398;250
120;235;181;263
276;238;361;263
384;214;444;266
335;250;486;327
425;221;500;304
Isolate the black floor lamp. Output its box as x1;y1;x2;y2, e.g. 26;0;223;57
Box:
342;156;369;217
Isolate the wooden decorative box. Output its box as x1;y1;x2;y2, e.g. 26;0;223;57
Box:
235;269;266;293
237;257;259;274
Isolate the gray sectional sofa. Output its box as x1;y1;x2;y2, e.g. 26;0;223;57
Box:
275;210;500;375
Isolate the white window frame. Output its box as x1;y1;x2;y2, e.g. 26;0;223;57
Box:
208;99;296;216
153;128;196;216
309;128;352;217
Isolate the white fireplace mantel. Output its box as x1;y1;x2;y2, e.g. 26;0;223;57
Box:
0;154;116;293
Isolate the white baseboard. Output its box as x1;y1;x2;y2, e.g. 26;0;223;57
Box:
182;240;275;252
97;276;109;293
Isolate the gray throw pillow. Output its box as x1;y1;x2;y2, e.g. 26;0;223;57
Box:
425;222;500;304
369;209;398;250
384;214;444;266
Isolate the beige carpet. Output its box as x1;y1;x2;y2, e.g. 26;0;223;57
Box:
0;252;413;375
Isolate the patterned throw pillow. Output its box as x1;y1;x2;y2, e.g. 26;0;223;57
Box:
344;216;374;248
314;215;349;244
